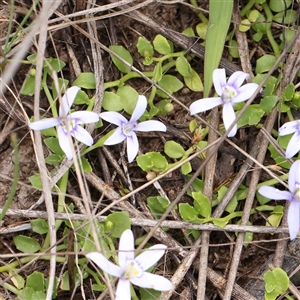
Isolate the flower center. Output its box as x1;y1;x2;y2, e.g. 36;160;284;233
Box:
123;259;143;280
221;86;237;102
294;185;300;202
61;118;76;133
122;122;137;136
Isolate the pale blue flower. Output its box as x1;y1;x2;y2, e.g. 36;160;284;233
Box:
189;69;259;137
86;229;173;300
100;95;166;162
29;86;99;160
278;119;300;158
258;160;300;240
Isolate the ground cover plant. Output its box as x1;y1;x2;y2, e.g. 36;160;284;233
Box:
0;0;300;299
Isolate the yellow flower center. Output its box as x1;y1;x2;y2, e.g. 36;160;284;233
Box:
221;86;237;101
295;186;300;202
123;260;143;280
61;118;76;133
122;122;138;136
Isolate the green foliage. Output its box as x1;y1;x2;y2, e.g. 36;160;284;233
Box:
269;0;292;12
264;268;289;300
204;0;233;97
147;196;171;219
13;235;41;253
102;91;123;111
157;75;184;98
73;72;96;89
104;212;131;238
136;152;168;174
256;55;277;73
31;219;49;235
109;45;133;73
153;34;172;55
164;141;185;159
139;288;161;300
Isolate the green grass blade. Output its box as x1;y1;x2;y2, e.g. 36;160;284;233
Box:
204;0;233;97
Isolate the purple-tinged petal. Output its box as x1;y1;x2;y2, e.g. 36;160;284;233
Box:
71;126;93;146
86;252;123;277
57;126;73;160
59;86;80;117
118;229;135;270
29;118;60;130
279;120;300;136
131;272;173;291
227;71;249;89
285;132;300;159
104;127;126;145
189;97;223;115
233;83;259;103
287;201;300;240
100;112;128;127
135;244;167;271
70;111;100;124
134;120;166;132
258;186;293;201
213;69;227;96
222;103;237;137
115;279;131;300
130;95;147;123
288;160;300;193
126;132;139;163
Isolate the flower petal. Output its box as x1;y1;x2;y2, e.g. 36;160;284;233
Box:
126;132;139;163
222;103;237;137
233;83;259;103
285;132;300;159
279;120;300;136
130;95;147;123
118;229;135;270
135;244;167;271
71;126;93;146
59;86;81;117
227;71;249;90
116;279;131;300
100;111;128;126
29;118;60;130
57;126;73;160
213;69;227;96
288;160;300;193
70;111;100;124
258;186;293;201
134;120;166;132
86;252;123;277
189;97;222;115
287;201;300;240
104;127;126;145
130;272;173;291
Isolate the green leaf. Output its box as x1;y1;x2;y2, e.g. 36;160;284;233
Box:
117;85;139;115
73;89;90;105
181;162;192;175
147;196;170;218
196;23;208;39
176;56;193;77
29;173;42;190
267;205;284;227
73;72;96;89
153;34;172;55
137;152;168;173
179;203;197;221
153;62;163;82
183;69;204;92
192;191;211;218
264;268;289;299
32;291;46;300
18;287;35;300
157;75;183;98
31;219;48;234
9;271;25;289
260;96;278;113
14;235;41;253
44;58;65;74
248;9;260;22
104;211;131;238
282;83;294;101
45;153;63;165
44;137;64;155
21;75;36;96
80;157;92;172
228;40;239;58
273;9;297;24
269;0;292;12
137;37;154;58
164;140;185;158
239;19;251;32
204;0;233;97
252;12;268;34
26;271;44;292
237;104;264;127
140;288;161;300
109;45;133;73
256;55;277;73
